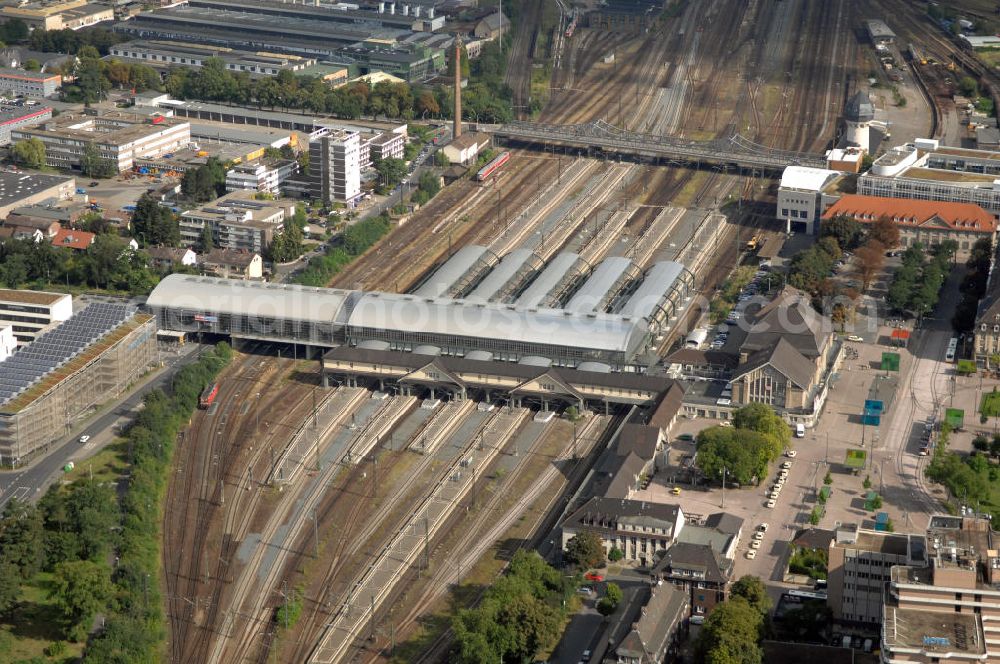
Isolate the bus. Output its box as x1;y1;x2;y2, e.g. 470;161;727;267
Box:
945;337;958;363
199;383;219;409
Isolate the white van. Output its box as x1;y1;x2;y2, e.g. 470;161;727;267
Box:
795;423;806;438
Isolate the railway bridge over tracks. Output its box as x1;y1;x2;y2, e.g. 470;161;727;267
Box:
491;120;827;172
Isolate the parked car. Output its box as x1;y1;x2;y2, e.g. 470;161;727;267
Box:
785;450;797;458
584;572;604;582
78;434;90;443
766;499;776;508
746;549;757;559
846;335;863;342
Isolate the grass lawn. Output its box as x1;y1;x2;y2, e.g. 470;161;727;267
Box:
62;440;128;485
0;572;80;663
982;391;1000;417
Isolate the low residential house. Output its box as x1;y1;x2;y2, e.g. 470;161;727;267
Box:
146;246;197;271
608;584;689;664
820;194;998;262
200;249;263;280
442;132;490;165
651;541;735;617
2;214;61;240
561;497;684;567
51;227;94;251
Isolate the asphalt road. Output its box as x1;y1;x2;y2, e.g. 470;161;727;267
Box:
0;342;201;509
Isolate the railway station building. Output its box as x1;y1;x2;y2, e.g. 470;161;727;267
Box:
146;249;695;368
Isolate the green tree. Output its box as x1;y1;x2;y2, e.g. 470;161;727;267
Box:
0;498;45;579
820;215;865;250
50;560;112;641
12;137;46;169
452;550;566;663
0;558;20;618
608;547;623;562
730;576;771;617
80;141;115;178
267;215;304;263
198;222;214;253
733;404;790;449
563;531;604;569
868;215;900;248
132;193;179;247
374;157;407;193
697;597;763;664
22;58;40;71
696;426;782;486
824;471;833;485
959;76;979;98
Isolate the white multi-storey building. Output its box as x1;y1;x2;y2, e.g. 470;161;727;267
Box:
11;111;190;173
309;127;361;205
225;159;299;195
859;138;1000;217
0;288;72;345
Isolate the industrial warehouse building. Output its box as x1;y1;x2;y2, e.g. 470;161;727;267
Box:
108;41;318;77
144;249;695;372
0;304;158;465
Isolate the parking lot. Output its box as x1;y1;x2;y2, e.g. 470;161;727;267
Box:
634;321;941;587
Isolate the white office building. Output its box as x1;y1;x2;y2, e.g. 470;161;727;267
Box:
776;166;845;234
0;288;72;345
309;127;361;205
225;159;299;195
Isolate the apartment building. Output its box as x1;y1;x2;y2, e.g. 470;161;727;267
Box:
827;523;926;626
179;191;292;253
0;288;72;345
882;515;999;663
225;159;299;195
11;111;191;173
308;127;361;205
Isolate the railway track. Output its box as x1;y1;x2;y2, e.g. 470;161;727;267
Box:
164;351;319;663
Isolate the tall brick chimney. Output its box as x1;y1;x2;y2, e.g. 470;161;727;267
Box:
453;37;462;138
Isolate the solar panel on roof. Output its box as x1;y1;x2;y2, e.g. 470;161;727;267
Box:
0;303;133;407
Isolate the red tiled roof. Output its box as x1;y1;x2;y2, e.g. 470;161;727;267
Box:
51;228;95;250
822;194;997;232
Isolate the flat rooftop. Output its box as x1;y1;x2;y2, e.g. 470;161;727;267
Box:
900;167;997;185
835;530;911;556
0;288;69;306
931;145;1000;161
883;606;985;657
0;171;72;206
18;111;188;145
